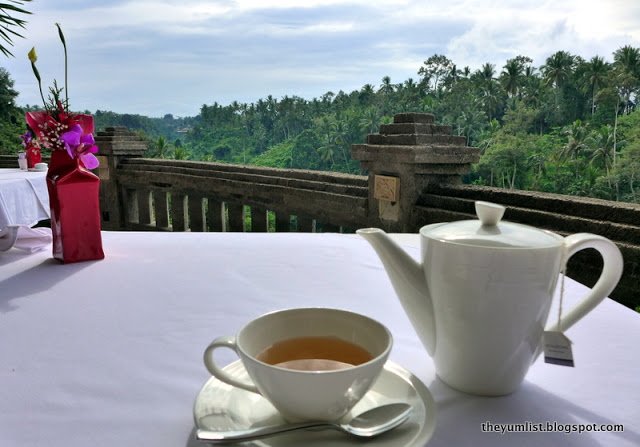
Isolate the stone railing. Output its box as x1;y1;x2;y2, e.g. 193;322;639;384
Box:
106;157;368;233
0;154;50;168
97;113;480;235
7;113;638;309
95;128;368;233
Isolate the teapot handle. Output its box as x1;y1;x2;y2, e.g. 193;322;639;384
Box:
546;233;623;333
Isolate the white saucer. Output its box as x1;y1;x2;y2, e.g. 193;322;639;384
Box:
193;360;436;446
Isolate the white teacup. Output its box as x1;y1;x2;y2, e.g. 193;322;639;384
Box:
203;308;392;421
34;162;48;171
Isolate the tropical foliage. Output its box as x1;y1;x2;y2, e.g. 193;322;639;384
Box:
0;66;24;147
174;45;640;203
0;0;31;57
2;43;640;203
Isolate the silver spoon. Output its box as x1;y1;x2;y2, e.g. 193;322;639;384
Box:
196;402;413;443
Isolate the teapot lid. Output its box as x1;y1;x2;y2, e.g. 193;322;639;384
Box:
422;201;563;248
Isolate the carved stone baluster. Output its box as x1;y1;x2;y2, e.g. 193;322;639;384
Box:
275;212;290;232
188;195;205;232
171;192;187;231
206;199;224;232
295;215;314;232
153;190;170;230
250;206;268;232
227;203;245;232
137;189;152;227
124;189;138;229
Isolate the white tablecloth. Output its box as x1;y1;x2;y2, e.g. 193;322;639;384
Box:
0;231;638;447
0;168;50;229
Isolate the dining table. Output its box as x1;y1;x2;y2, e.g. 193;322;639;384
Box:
0;231;638;447
0;168;50;251
0;168;49;228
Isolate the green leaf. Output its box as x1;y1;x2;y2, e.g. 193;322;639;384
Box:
0;0;32;57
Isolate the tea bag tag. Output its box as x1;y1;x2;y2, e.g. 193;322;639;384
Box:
543;331;574;367
543;267;574;367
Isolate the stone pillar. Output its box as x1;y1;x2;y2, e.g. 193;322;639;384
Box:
352;113;480;232
94;127;148;230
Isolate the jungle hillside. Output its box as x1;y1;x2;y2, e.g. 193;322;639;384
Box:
2;47;640;204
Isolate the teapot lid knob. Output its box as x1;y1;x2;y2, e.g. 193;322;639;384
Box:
475;201;505;226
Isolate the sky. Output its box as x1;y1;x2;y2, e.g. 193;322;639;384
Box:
2;0;640;118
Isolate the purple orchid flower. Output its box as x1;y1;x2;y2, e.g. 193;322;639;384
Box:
20;130;33;147
60;124;99;169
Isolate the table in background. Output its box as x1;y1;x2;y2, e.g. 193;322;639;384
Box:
0;168;51;251
1;231;638;447
0;168;50;250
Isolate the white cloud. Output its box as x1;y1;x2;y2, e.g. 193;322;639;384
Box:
3;0;640;116
234;0;410;10
24;1;230;36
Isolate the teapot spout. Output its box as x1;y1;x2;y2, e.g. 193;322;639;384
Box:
357;228;436;356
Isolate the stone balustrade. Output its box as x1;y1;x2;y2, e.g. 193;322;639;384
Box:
96;127;368;233
2;113;638;310
0;154;50;168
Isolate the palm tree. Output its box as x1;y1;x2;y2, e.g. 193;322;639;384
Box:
400;78;421;109
560;120;589;178
156;136;169;159
317;144;336;167
541;51;576;114
596;70;635;199
315;115;339;169
478;81;502;121
476;63;496;85
613;45;640;78
358;84;375;106
403;78;418;91
0;1;31;57
174;147;190;160
476;118;500;154
524;65;537;78
456;108;486;145
501;58;524;99
359;107;380;134
320;91;335;105
331;111;360;171
521;71;544;108
378;76;395;115
378;76;394;95
581;56;610;115
588;125;616;185
541;51;576;89
441;64;460;91
527;152;548;189
612;46;640;115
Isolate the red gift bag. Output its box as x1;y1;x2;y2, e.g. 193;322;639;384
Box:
47;150;104;263
25;143;42;169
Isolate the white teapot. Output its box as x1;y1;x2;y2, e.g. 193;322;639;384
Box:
358;201;623;396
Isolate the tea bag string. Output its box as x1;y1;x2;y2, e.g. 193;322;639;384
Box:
557;263;567;330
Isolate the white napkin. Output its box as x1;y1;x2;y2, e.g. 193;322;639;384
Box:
0;226;53;253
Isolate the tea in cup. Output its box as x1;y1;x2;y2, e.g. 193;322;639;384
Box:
203;307;392;421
